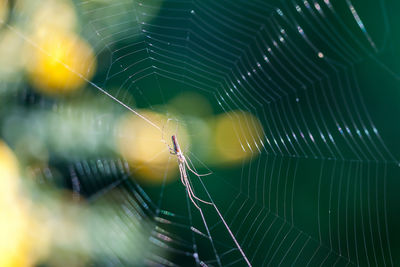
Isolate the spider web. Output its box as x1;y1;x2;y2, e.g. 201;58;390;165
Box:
7;0;400;266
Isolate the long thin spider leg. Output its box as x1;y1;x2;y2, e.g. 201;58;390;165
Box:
187;151;213;175
194;168;251;266
183;166;213;206
184;178;201;211
188;184;213;206
179;163;186;186
184;156;212;177
160;138;176;155
179;161;212;207
167;134;213;209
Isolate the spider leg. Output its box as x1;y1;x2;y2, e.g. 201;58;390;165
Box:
169;147;177;155
182;164;213;206
184;156;212;177
179;163;186;186
184;177;202;210
160;137;176;154
185;176;213;206
186;153;213;176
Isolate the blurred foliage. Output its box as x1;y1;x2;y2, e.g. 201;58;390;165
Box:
0;0;263;266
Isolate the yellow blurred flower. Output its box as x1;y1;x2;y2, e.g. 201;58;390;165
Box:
0;141;19;189
0;141;49;267
26;30;96;95
116;111;189;183
214;111;264;164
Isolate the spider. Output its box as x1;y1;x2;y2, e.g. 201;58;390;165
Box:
164;134;251;266
166;134;213;210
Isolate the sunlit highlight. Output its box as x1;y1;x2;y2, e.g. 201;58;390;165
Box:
0;141;43;267
116;111;190;183
214;111;264;164
26;31;96;95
